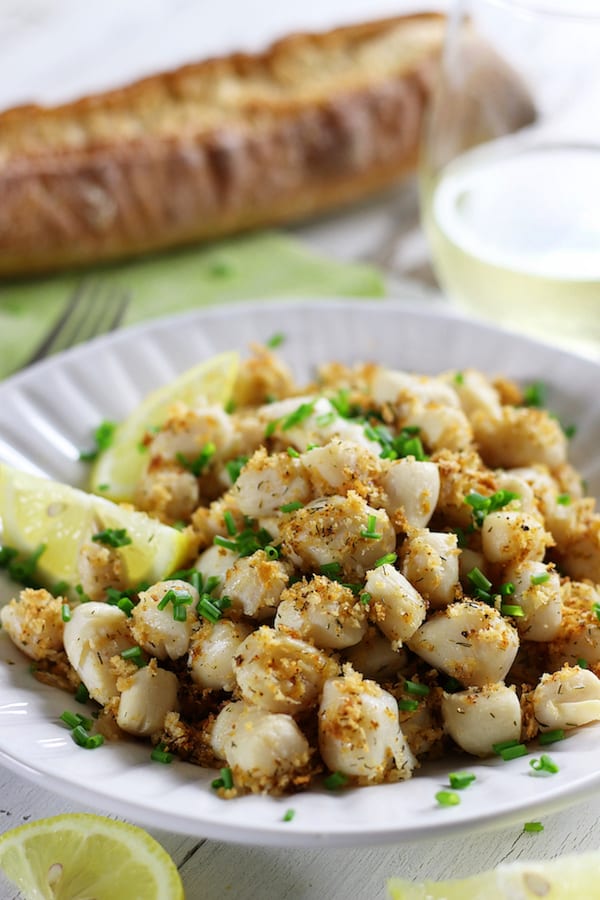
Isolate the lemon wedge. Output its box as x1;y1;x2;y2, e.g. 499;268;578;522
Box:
0;813;184;900
388;851;600;899
0;463;191;593
90;351;239;501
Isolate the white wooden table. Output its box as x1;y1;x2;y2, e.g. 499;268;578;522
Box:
2;3;600;898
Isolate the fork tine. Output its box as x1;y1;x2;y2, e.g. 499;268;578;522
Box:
24;281;87;365
23;281;131;367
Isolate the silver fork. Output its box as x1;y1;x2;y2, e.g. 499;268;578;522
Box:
24;281;130;366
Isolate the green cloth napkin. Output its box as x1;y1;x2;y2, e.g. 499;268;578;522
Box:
0;231;384;379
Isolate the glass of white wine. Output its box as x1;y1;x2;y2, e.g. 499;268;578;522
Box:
420;0;600;357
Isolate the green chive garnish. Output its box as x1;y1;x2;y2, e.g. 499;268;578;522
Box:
324;771;348;790
151;743;174;764
397;699;419;712
435;791;460;807
282;809;295;822
265;332;285;349
531;572;550;585
448;772;476;790
79;420;117;462
374;553;397;568
405;680;430;697
500;604;525;617
61;603;72;623
281;501;303;513
539;729;565;745
523;821;544;833
120;646;146;667
530;755;559;775
91;528;132;548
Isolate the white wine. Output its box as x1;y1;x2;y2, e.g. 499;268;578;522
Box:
423;144;600;356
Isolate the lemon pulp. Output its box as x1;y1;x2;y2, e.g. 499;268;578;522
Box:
0;463;192;594
90;350;239;501
0;813;184;900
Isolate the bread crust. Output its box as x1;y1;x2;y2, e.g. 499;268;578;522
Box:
0;13;445;275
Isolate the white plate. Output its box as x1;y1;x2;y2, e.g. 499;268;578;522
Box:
1;298;600;848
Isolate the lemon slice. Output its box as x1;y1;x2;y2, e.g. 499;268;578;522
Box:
388;851;600;899
0;463;191;593
90;351;239;501
0;813;184;900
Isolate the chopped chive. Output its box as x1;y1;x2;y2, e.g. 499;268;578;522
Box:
360;591;371;606
220;767;234;790
287;446;301;458
492;739;521;753
531;572;550;585
448;772;476;790
593;602;600;622
173;604;188;622
280;501;303;513
499;582;515;596
530;754;559;775
324;771;349;790
498;744;528;761
91;527;132;548
75;584;91;603
563;424;577;440
211;778;224;790
397;699;419;712
74;683;89;704
264;545;280;560
214;535;239;551
405;680;430;697
7;544;46;587
360;514;382;540
577;658;589;669
157;592;171;611
539;729;565;745
223;510;237;536
71;724;104;749
204;575;221;595
556;493;571;506
52;580;70;597
435;791;460;807
117;597;134;617
444;677;463;693
320;562;342;578
60;709;92;731
61;603;72;623
197;596;224;624
176;442;216;477
465;490;519;527
523;821;544;833
282;809;295;822
454;372;464;385
374;553;397;568
225;455;249;484
151;743;173;764
60;710;82;729
522;381;546;408
467;567;492;592
316;411;337;427
265;332;285;349
281;401;316;431
501;604;525;617
120;646;146;667
79;420;117;462
264;419;280;439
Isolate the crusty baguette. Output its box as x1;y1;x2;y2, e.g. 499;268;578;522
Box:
0;14;445;276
